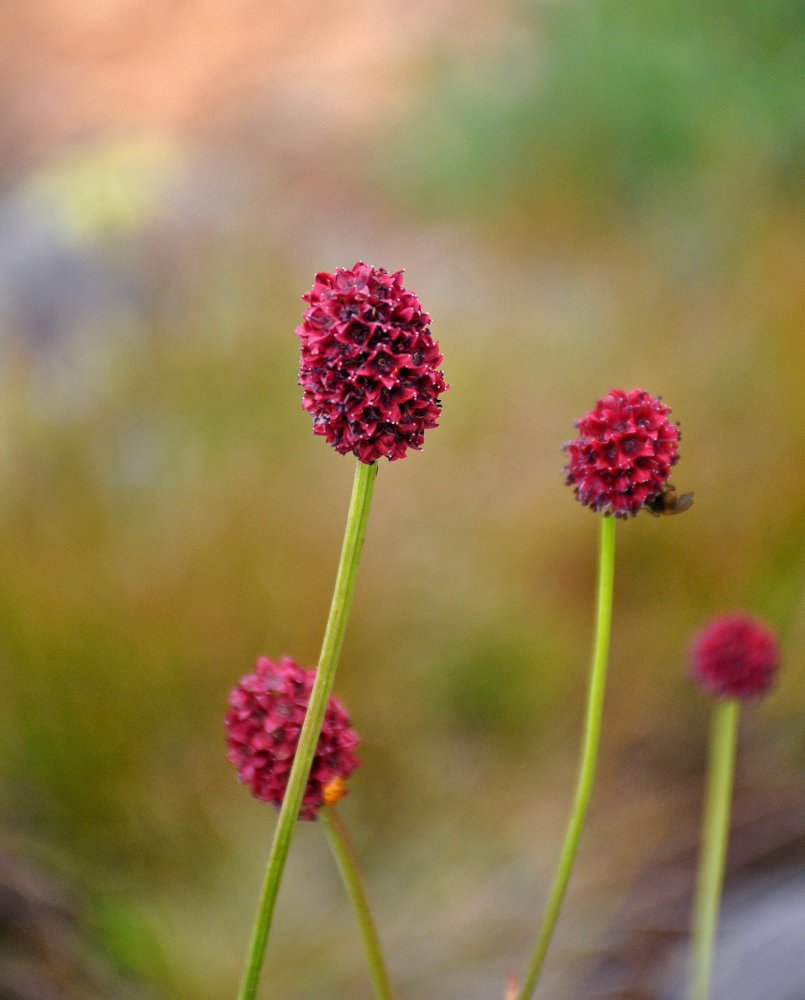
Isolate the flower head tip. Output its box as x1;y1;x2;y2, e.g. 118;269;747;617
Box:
690;613;780;701
296;262;448;462
225;655;361;819
563;388;681;518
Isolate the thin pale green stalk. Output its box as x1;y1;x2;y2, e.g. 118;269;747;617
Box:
689;698;740;1000
236;459;378;1000
321;806;395;1000
517;514;616;1000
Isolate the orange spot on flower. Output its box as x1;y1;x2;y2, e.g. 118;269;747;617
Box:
323;775;346;806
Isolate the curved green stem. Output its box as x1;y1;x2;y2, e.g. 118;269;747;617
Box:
689;698;740;1000
517;514;616;1000
321;806;395;1000
236;459;378;1000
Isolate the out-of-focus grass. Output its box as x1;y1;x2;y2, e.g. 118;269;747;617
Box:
386;0;805;247
0;2;804;996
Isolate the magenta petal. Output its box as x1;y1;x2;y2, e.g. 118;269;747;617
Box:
296;262;448;463
224;656;361;820
562;388;681;518
690;613;780;701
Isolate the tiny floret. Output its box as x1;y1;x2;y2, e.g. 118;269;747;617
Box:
690;613;781;701
296;262;448;462
225;656;360;820
563;388;680;518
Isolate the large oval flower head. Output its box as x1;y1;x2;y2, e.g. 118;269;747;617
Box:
690;613;781;701
225;656;361;820
562;388;681;518
296;262;448;463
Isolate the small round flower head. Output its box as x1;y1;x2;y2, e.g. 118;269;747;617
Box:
690;613;781;701
562;388;680;518
296;262;448;462
225;656;361;820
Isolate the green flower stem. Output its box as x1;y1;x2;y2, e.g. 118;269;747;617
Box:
236;459;378;1000
321;805;395;1000
517;513;616;1000
689;698;740;1000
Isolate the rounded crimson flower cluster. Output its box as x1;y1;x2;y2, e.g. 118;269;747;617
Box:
296;262;448;463
225;656;361;820
563;388;680;518
690;613;781;701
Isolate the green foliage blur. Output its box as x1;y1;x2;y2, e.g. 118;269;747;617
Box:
1;1;804;997
389;0;805;245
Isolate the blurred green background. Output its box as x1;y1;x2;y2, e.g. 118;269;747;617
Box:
1;1;804;998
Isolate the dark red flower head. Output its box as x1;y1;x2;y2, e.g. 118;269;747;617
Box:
690;613;781;701
296;262;448;463
562;388;680;518
225;656;360;820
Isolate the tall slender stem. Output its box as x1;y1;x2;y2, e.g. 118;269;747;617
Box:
321;806;395;1000
517;514;616;1000
689;698;739;1000
236;459;378;1000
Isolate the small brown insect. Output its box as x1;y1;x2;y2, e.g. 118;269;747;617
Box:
646;484;694;516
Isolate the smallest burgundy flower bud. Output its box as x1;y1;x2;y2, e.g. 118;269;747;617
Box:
562;388;681;518
225;656;361;820
689;613;781;701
